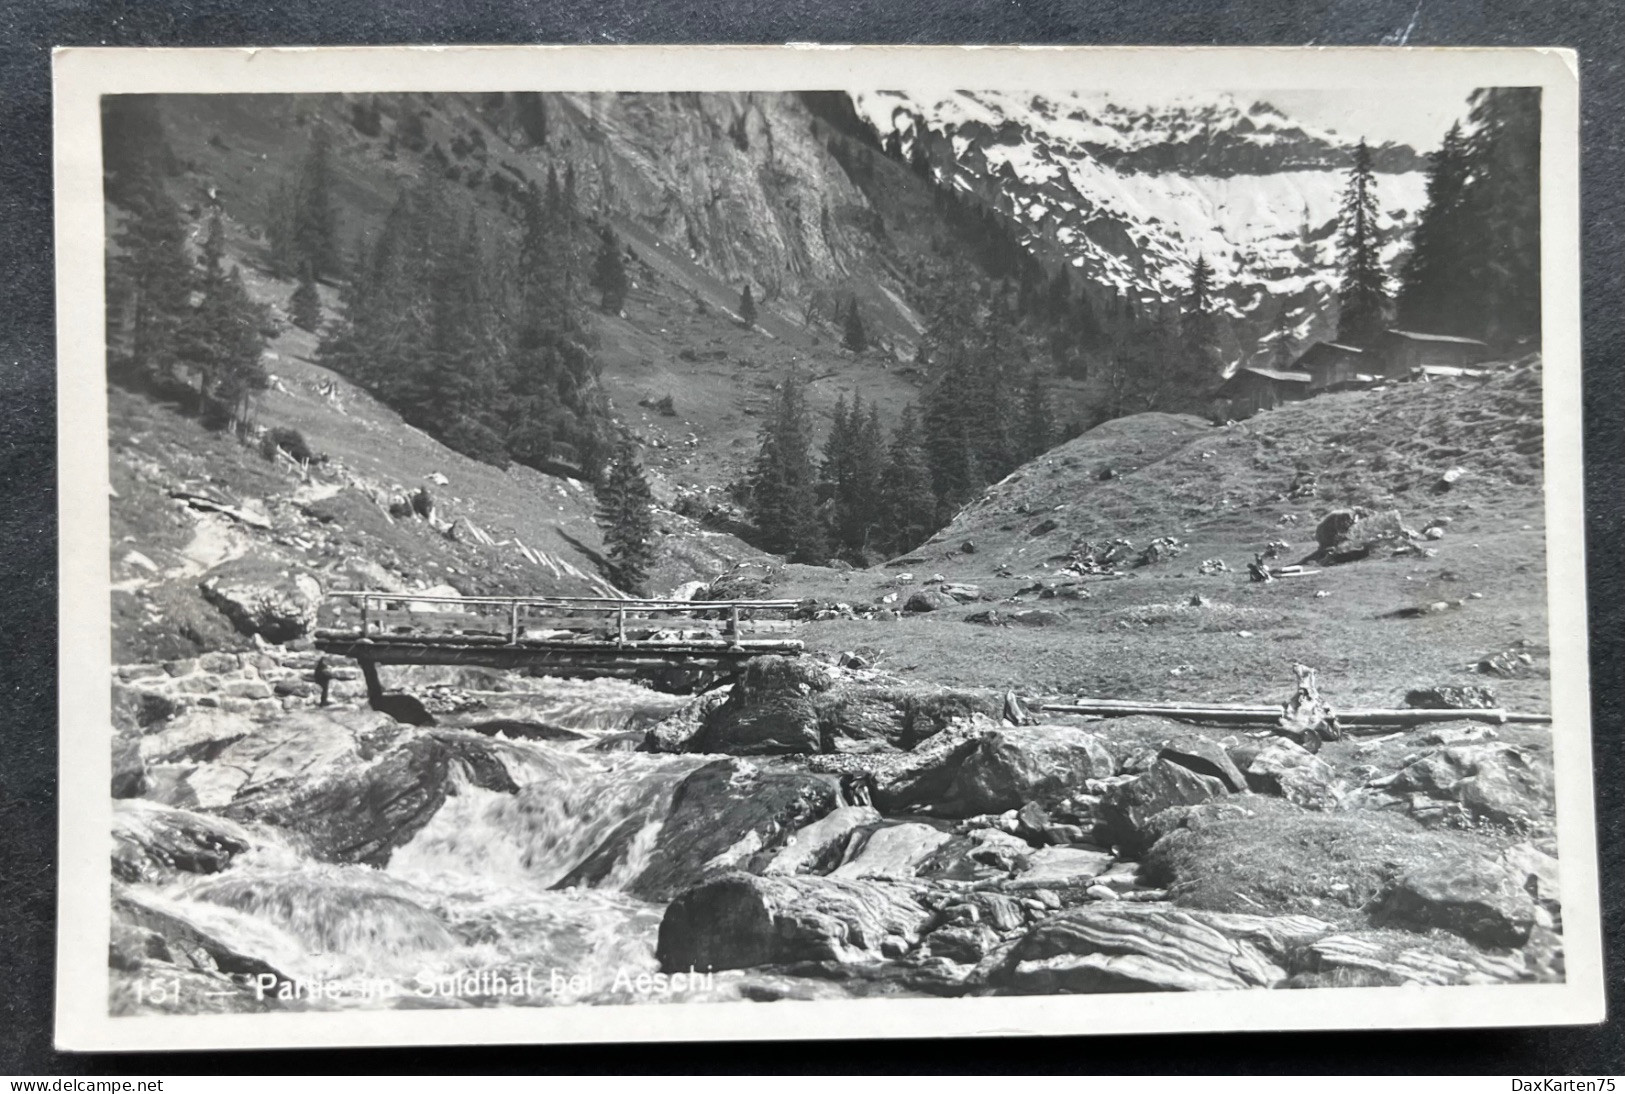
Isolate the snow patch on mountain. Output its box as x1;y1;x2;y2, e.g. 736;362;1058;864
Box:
852;89;1429;333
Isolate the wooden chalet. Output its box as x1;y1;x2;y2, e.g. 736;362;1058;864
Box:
1214;365;1312;418
1295;341;1377;392
1376;329;1490;381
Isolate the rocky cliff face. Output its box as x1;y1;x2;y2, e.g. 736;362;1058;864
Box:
553;93;877;304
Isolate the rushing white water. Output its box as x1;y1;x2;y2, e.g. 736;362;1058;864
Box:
120;679;758;1011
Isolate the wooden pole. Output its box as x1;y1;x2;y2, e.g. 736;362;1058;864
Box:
509;602;520;645
1036;700;1550;728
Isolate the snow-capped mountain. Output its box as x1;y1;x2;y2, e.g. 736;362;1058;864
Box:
852;90;1431;351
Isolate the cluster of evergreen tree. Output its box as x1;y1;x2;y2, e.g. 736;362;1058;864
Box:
317;164;612;478
1396;88;1542;345
747;375;944;564
746;374;827;563
103;97;271;431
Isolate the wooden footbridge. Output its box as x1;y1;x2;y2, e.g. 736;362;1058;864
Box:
313;591;803;693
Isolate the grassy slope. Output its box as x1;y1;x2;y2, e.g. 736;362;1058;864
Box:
772;362;1551;713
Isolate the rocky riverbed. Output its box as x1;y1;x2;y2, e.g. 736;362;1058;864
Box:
108;654;1563;1015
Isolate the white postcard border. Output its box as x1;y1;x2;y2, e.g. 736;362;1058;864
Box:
52;43;1599;1052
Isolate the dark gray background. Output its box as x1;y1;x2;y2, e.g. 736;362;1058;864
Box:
2;0;1619;1075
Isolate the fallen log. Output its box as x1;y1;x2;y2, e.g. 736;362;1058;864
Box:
1035;699;1551;728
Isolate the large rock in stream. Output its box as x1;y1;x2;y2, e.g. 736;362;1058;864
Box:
655;873;934;971
112;799;258;884
873;716;1116;818
678;656;1002;755
221;726;518;867
625;758;841;900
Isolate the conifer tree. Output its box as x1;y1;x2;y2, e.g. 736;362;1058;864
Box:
1268;303;1298;370
594;437;656;594
880;405;936;555
290;264;322;332
108;162;193;388
748;373;826;563
739;284;758;328
268;128;340;281
1396;121;1472;335
1460;88;1541;344
1335;139;1390;346
1021;367;1053;461
1177;255;1222;403
842;298;868;352
177;212;270;429
101;96;176;208
293;127;341;280
591;224;630;314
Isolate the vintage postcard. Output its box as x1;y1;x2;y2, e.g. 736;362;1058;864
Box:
53;45;1598;1050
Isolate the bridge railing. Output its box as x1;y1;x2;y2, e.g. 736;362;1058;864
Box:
315;591;803;648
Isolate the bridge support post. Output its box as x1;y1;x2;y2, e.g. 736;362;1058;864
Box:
358;657;385;708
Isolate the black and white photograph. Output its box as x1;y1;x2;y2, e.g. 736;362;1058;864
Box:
51;45;1599;1050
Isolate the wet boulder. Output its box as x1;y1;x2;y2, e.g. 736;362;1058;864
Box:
994;903;1330;993
877;719;1116;819
655;873;934;971
641;687;733;753
189;866;457;959
222;728;517;867
1376;855;1540;948
112;727;147;799
917;827;1035;882
111;886;295;988
627;759;840;900
199;558;323;643
1297;931;1528;987
831;821;955;881
112;799;256;884
765;805;879;876
1006;846;1115;891
817;684;1004;754
687;657;833;755
1098;758;1230;856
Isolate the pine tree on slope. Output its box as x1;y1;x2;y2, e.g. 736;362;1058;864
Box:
739;284;758;328
595;438;656;594
1396;121;1473;336
1335;139;1390;346
591;225;630;315
880;405;936;556
1460;88;1541;345
290;264;322;332
842;297;868;352
109;163;193;389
